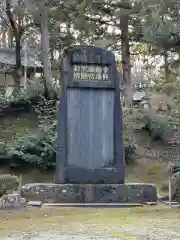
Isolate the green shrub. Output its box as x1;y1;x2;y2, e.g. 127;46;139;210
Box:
0;142;7;155
9;128;56;170
124;138;136;165
34;95;58;128
0;89;41;117
173;155;180;173
8;132;135;169
161;82;177;96
7;89;40;106
153;83;163;92
172;172;180;202
142;113;168;141
1;93;137;169
0;93;8;109
2;95;58;170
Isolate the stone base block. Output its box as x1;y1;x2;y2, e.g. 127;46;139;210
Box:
21;183;157;204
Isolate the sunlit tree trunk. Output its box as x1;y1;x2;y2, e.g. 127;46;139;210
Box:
120;13;133;111
164;49;169;82
8;28;13;48
40;1;55;99
120;13;134;143
6;0;22;87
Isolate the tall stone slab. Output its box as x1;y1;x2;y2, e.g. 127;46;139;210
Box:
56;45;125;184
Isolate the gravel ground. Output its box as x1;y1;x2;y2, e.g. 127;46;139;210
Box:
0;206;179;240
0;225;179;240
0;232;120;240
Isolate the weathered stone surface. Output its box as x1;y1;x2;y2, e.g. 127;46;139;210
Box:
21;183;157;203
0;192;26;209
172;172;180;202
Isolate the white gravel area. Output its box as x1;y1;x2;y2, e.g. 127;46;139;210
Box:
0;232;120;240
0;226;179;240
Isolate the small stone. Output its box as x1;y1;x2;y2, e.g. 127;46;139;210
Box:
0;192;25;210
28;201;42;207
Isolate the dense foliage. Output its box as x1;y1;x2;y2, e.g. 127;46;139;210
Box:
0;90;138;169
142;113;168;141
1;0;179;170
9;130;56;170
7;93;57;170
124;138;136;165
0;89;41;118
0;142;7;155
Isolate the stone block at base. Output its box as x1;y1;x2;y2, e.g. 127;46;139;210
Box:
21;183;157;203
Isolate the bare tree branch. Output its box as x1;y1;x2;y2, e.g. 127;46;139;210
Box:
6;0;19;36
19;22;40;35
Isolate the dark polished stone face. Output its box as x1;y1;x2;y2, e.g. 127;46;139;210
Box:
56;45;125;184
71;46;112;65
67;88;114;170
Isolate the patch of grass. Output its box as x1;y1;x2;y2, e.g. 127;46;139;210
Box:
0;114;38;145
110;232;138;239
135;131;150;146
126;161;168;195
0;206;180;238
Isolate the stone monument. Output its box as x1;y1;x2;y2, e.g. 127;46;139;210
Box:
19;46;157;205
55;45;125;184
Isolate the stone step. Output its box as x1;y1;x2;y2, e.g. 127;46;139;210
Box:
163;201;179;205
43;203;144;208
144;202;157;206
28;201;42;207
157;195;169;202
21;183;157;204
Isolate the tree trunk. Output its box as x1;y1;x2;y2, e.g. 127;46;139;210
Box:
12;35;22;87
1;27;7;47
8;28;13;48
120;13;134;143
120;13;133;110
6;0;22;87
40;2;55;99
50;39;54;60
164;49;169;82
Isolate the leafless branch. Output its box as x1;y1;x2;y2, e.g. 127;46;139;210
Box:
19;22;40;35
6;0;19;36
0;4;10;28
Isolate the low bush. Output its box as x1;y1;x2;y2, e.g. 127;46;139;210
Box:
9;129;56;170
0;142;7;155
0;89;41;118
0;94;58;170
7;89;40;107
34;95;58;128
0;93;8;109
1;92;137;169
124;138;136;165
161;82;177;96
142;112;168;141
172;171;180;202
8;133;136;170
153;83;163;92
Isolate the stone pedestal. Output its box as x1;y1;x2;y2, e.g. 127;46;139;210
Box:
21;183;157;204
